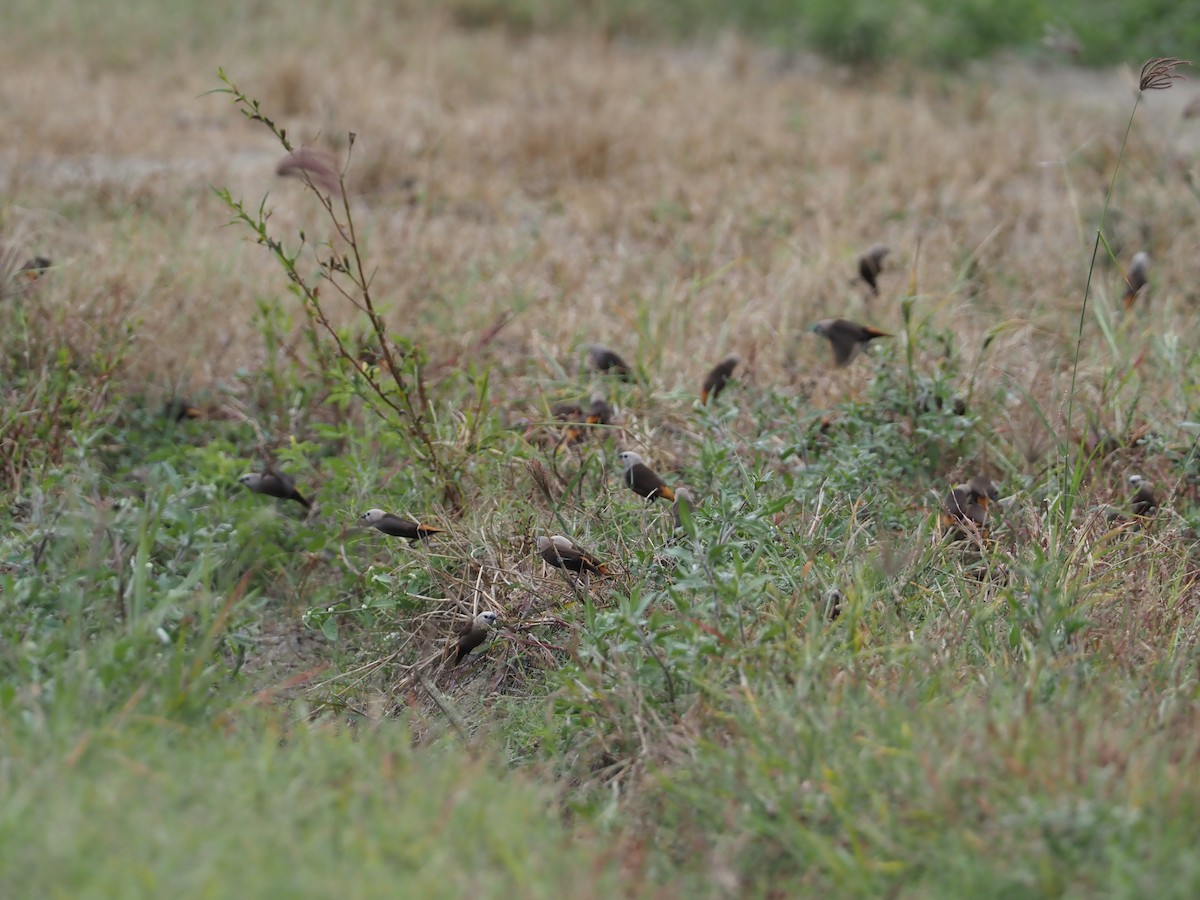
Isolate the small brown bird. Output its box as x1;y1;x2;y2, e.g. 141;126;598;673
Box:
162;399;203;422
453;610;499;666
546;399;587;446
1122;251;1150;309
276;148;343;197
585;391;613;426
19;256;52;281
811;319;892;367
1129;474;1158;517
619;451;675;502
940;475;998;539
357;346;382;369
858;243;889;295
359;508;445;541
823;589;844;621
700;355;740;404
550;400;584;421
238;470;312;509
587;343;633;380
536;535;608;576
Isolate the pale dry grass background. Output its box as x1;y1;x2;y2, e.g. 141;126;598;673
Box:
2;8;1199;447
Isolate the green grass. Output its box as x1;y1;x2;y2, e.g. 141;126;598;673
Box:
0;720;635;898
442;0;1198;67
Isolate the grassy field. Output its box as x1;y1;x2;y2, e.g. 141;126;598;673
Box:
4;1;1200;896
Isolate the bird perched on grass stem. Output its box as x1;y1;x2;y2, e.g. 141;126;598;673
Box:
359;508;445;541
238;470;312;509
701;355;740;404
619;451;675;502
536;535;607;576
811;319;892;367
453;611;498;666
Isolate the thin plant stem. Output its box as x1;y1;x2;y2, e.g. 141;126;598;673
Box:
1063;96;1141;513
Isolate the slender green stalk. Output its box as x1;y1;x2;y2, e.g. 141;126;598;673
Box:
1064;98;1140;478
1064;58;1190;519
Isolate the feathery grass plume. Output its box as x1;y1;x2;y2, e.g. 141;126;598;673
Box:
276;148;343;197
1139;57;1190;92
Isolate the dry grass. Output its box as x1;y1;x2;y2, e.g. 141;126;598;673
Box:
1;13;1196;429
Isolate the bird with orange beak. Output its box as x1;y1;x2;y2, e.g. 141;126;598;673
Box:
1122;251;1150;309
811;319;892;367
619;451;675;502
358;508;446;542
585;391;613;426
701;355;740;404
939;474;998;540
536;535;608;576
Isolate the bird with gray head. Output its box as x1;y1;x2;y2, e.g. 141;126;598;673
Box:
453;610;499;666
358;508;445;542
238;470;312;509
586;343;632;380
1129;474;1158;518
536;535;607;576
811;319;892;367
619;451;675;502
